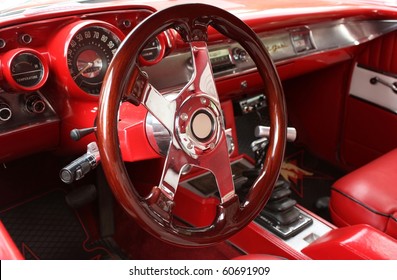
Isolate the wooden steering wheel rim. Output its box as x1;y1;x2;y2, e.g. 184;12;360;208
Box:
97;3;287;247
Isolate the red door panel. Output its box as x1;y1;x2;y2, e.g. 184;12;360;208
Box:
341;31;397;168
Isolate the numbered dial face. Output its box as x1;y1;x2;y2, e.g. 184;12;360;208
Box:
11;53;44;88
67;26;121;95
141;38;161;62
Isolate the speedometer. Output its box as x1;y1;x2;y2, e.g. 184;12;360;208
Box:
67;26;121;95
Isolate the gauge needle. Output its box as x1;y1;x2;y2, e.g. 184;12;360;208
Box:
73;62;93;80
91;58;102;68
73;58;102;80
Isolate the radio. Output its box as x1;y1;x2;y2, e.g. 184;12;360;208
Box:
209;48;234;72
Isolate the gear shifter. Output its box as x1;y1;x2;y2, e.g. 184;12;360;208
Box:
243;125;313;239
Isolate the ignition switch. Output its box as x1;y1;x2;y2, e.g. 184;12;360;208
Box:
0;102;12;122
26;94;46;114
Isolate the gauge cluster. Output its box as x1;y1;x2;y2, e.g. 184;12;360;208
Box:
0;8;174;159
0;10;173;97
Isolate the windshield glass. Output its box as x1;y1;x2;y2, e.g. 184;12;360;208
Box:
1;0;397;19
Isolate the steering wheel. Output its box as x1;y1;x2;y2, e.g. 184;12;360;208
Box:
96;3;286;247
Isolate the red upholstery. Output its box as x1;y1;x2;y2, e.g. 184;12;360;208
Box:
0;221;23;260
233;254;285;260
357;31;397;75
302;224;397;260
386;212;397;238
330;148;397;239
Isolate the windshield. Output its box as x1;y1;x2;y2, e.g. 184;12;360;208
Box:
1;0;397;20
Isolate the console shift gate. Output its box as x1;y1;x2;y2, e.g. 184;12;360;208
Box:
247;125;313;239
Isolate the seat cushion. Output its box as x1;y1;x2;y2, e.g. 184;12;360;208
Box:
302;224;397;260
330;149;397;239
233;254;285;260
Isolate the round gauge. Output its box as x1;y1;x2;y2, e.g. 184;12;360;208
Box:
1;49;48;91
141;38;161;61
139;33;166;66
11;53;44;87
67;26;122;95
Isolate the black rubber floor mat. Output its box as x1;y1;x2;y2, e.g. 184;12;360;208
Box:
0;191;111;260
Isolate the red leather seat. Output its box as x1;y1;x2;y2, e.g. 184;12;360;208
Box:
302;224;397;260
233;254;285;260
330;149;397;239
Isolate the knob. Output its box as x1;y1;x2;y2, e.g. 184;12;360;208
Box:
26;95;46;113
20;34;32;45
232;47;248;61
0;103;12;121
70;127;96;141
0;39;6;49
120;19;132;29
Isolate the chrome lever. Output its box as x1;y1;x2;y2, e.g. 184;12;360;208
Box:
254;126;297;142
370;76;397;94
59;142;100;184
250;137;269;168
251;137;269;152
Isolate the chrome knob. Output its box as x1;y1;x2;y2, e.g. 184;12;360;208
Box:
26;95;46;114
0;103;12;122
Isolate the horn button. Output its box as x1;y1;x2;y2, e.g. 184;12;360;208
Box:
191;110;214;141
176;96;222;158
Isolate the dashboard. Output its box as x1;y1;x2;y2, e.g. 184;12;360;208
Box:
1;4;397;162
0;8;172;161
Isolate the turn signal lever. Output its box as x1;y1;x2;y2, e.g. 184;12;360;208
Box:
60;142;100;184
70;127;96;141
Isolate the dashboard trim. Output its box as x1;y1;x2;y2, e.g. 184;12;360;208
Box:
145;19;397;92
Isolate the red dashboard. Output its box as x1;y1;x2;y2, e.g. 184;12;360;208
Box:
0;3;394;162
1;0;397;261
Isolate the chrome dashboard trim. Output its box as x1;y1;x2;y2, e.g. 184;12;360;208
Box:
145;19;397;92
0;91;59;135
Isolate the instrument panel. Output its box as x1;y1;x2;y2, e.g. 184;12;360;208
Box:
0;9;171;97
0;8;172;161
1;6;397;162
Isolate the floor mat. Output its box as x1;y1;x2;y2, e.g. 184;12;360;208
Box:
282;149;345;222
0;191;112;260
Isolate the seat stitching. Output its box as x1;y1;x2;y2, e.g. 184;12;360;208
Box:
331;187;390;218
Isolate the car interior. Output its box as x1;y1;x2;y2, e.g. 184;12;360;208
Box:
1;0;397;260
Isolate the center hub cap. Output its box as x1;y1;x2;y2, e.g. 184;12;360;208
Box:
191;110;214;141
175;95;223;158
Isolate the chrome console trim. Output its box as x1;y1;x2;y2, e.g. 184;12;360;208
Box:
255;208;333;251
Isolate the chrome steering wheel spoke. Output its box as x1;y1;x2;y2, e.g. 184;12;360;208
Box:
188;41;218;99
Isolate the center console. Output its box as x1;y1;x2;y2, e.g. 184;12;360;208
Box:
177;156;334;257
